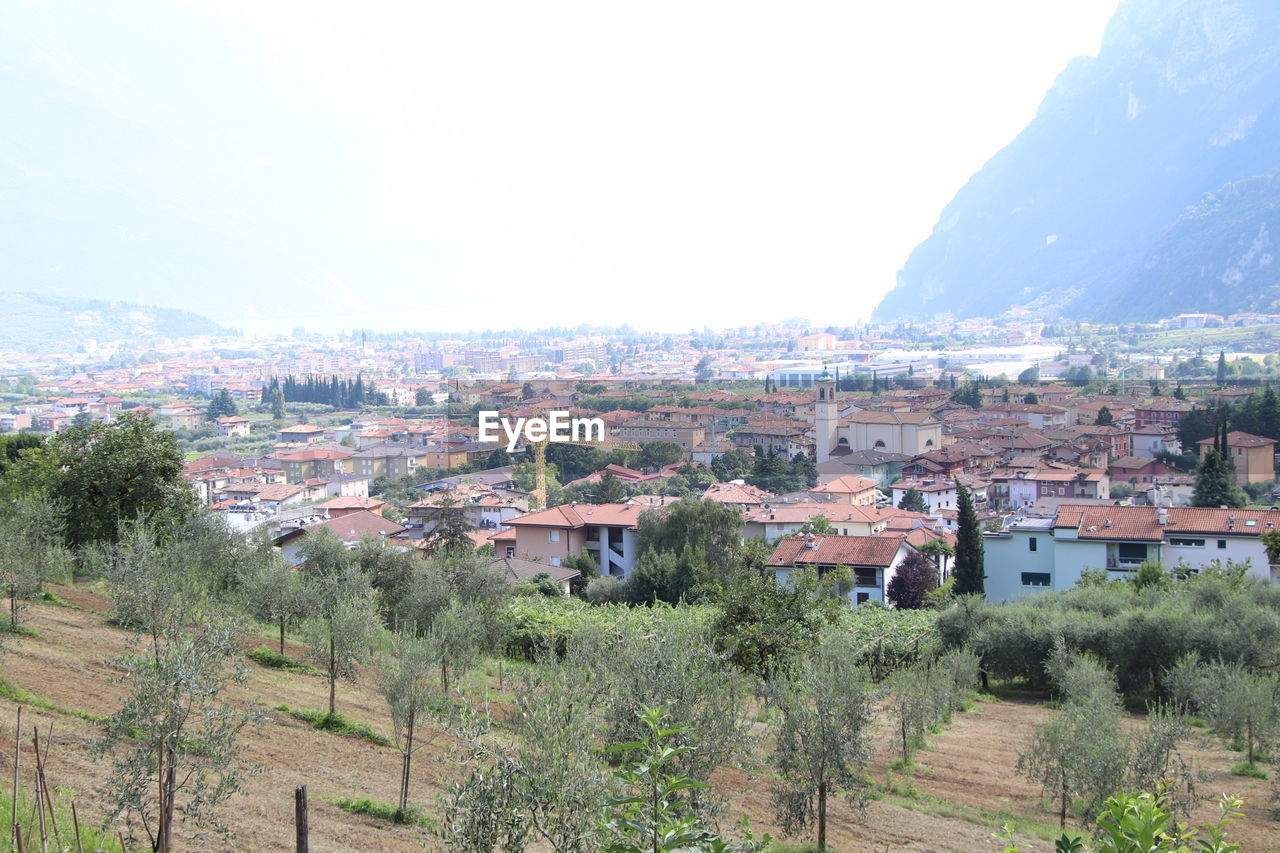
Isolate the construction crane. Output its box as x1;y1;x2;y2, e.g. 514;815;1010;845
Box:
529;436;642;508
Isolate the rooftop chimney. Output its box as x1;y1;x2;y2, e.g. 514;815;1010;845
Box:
1157;507;1168;526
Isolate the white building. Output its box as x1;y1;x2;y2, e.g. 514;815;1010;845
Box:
984;505;1280;603
767;534;918;604
814;377;942;463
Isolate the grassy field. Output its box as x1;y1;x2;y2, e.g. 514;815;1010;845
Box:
1;587;1275;852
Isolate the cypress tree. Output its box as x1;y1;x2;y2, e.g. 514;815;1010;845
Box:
1193;421;1246;508
1259;385;1280;441
898;488;927;513
953;485;985;596
1217;351;1228;386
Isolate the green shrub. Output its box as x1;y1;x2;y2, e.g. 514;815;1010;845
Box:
939;575;1280;696
1229;760;1267;779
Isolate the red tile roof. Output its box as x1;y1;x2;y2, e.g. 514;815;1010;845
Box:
743;503;893;525
316;496;386;510
1195;431;1277;448
503;501;649;529
813;475;879;495
1053;504;1280;541
769;535;908;568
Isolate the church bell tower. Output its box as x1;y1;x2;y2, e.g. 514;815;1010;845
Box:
815;371;837;463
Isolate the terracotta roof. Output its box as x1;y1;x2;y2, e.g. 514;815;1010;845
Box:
1053;504;1280;541
768;535;908;568
742;503;893;525
843;411;939;425
316;496;386;510
813;475;879;495
279;510;406;544
702;482;774;505
490;556;580;583
277;448;353;462
1195;431;1277;448
251;483;304;502
503;502;648;529
882;528;957;549
1109;456;1163;469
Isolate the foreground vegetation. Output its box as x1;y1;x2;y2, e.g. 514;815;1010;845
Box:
0;414;1276;851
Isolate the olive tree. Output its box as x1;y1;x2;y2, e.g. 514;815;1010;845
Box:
1166;653;1280;768
96;622;259;852
377;629;441;820
768;630;876;851
0;496;71;632
586;616;752;800
301;568;381;716
1017;653;1130;828
239;551;309;655
444;645;612;852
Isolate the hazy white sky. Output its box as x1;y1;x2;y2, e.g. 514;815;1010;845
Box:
24;0;1124;332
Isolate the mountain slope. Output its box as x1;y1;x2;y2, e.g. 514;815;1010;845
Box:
0;292;231;354
873;0;1280;322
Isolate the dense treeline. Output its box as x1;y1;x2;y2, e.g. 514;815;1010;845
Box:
276;374;387;408
1176;386;1280;448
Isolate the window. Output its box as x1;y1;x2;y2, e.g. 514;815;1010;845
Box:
1116;543;1147;566
1169;538;1205;547
1218;539;1227;549
505;546;515;558
1028;537;1037;552
550;556;562;567
856;592;870;604
549;530;560;543
854;569;877;587
1022;572;1051;587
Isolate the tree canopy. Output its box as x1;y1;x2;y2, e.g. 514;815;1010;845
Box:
44;412;196;548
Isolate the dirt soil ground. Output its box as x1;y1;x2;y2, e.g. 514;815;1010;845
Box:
2;588;1277;852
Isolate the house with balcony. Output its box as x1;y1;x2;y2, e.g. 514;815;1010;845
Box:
983;504;1280;602
767;534;918;604
501;501;647;576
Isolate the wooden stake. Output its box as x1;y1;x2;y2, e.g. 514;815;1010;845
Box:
32;770;46;853
11;707;21;853
117;829;127;853
31;729;60;851
70;801;83;853
12;823;22;853
294;786;308;853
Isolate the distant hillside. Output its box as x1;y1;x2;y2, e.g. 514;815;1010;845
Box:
874;0;1280;322
0;292;230;353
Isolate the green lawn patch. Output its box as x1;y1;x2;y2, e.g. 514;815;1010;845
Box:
248;645;319;674
330;796;436;829
0;677;103;722
274;705;391;746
